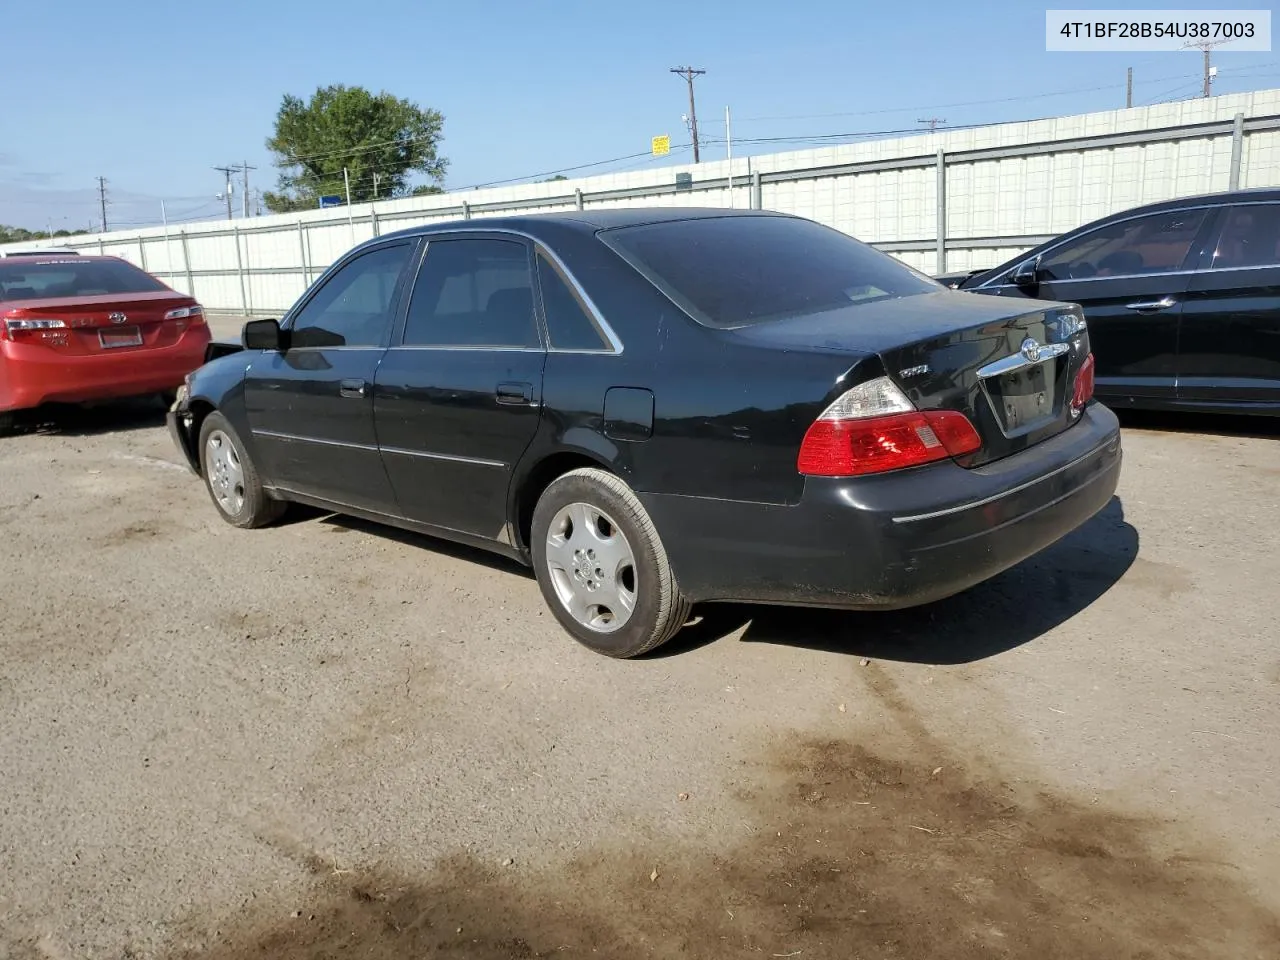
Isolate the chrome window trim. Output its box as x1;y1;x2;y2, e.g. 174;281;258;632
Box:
399;226;625;355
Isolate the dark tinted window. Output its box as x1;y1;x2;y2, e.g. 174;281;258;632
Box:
0;258;168;301
537;251;609;350
1210;204;1280;269
1037;209;1208;281
290;243;411;348
599;215;939;328
403;238;539;347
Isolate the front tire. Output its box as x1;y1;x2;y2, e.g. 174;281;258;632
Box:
531;467;691;658
197;411;286;529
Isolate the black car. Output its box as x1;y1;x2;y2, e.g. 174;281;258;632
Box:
168;209;1121;658
947;188;1280;415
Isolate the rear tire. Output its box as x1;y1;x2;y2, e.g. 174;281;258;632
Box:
531;467;691;659
0;411;15;436
197;411;286;529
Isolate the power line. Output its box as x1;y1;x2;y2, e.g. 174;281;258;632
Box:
670;66;707;162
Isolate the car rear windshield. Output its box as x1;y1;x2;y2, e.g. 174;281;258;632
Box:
0;259;168;302
599;215;940;328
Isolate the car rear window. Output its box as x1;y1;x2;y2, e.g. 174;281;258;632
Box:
599;215;940;328
0;259;168;301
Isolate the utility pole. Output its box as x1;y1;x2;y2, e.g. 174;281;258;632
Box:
917;117;946;132
670;66;706;162
96;177;108;232
237;161;257;218
372;172;381;199
213;165;235;219
1185;39;1228;97
1126;66;1133;107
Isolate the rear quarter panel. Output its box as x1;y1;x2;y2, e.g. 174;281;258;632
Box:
520;223;870;506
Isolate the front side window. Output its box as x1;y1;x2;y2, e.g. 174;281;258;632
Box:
600;215;939;329
1210;204;1280;269
290;243;412;348
1036;209;1208;281
403;238;540;348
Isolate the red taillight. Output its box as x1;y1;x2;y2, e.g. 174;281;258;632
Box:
797;377;982;477
3;314;67;342
1072;353;1095;411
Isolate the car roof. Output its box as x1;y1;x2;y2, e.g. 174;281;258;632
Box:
377;206;790;243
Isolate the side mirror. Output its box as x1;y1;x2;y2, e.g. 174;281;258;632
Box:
1010;257;1040;287
243;318;285;351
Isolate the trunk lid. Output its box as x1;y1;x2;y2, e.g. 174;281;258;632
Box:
728;290;1093;467
2;291;200;356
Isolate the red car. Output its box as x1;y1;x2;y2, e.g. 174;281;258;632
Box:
0;254;210;432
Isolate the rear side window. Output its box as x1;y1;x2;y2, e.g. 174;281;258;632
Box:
537;251;610;350
1210;204;1280;269
0;259;168;301
599;215;939;328
403;238;540;348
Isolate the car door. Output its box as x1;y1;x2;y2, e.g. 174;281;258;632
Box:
975;206;1215;402
1177;201;1280;407
374;234;546;540
244;239;418;511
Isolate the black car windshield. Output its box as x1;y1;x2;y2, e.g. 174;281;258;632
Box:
600;215;940;328
0;259;168;301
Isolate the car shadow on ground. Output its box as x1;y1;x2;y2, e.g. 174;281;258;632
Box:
8;396;171;438
309;511;534;579
1114;408;1280;439
653;495;1138;665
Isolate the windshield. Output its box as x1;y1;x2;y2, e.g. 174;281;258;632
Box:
0;259;168;301
599;214;940;329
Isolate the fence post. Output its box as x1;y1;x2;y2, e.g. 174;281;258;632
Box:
751;171;762;210
297;220;308;288
137;237;149;272
233;226;249;317
371;208;381;237
179;231;195;299
1229;111;1245;190
98;238;105;255
575;188;584;210
935;148;947;275
462;201;472;220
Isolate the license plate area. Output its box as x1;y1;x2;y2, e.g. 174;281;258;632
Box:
99;326;142;349
982;359;1062;435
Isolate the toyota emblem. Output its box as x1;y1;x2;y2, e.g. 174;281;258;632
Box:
109;312;127;324
1020;337;1042;363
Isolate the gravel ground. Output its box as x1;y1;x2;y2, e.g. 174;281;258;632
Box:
0;377;1277;959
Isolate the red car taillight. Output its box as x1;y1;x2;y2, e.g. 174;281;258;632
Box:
3;314;66;342
797;376;982;477
164;304;206;325
1072;352;1096;412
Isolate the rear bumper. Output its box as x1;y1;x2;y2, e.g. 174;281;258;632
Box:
167;392;201;474
0;327;211;412
640;402;1123;609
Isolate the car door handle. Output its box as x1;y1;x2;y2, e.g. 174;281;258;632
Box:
1125;296;1177;312
496;381;534;405
339;378;367;398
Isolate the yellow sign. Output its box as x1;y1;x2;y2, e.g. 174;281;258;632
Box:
651;135;671;156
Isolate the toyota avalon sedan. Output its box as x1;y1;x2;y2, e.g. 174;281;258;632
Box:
168;209;1121;658
0;254;210;432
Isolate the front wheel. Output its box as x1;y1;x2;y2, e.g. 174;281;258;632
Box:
531;467;690;658
197;411;286;529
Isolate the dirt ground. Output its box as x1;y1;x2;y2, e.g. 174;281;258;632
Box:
1;362;1278;958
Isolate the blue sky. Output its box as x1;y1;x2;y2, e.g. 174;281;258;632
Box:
1;0;1276;231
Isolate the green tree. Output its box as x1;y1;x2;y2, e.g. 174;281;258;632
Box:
0;225;88;244
263;84;447;212
541;175;569;182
